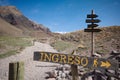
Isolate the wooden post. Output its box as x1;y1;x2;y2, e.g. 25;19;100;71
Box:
71;65;79;80
91;10;95;57
17;62;24;80
9;62;17;80
70;50;79;80
9;62;24;80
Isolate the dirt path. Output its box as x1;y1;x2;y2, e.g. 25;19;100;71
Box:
0;42;59;80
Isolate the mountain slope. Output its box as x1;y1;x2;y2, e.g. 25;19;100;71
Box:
51;26;120;55
0;6;51;37
0;17;22;36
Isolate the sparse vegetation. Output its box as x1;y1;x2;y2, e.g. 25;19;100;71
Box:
51;26;120;55
0;36;32;47
51;40;75;52
0;36;33;58
0;50;17;58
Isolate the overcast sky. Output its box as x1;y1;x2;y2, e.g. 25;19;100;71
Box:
0;0;120;32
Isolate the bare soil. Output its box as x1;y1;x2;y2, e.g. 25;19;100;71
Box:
0;42;59;80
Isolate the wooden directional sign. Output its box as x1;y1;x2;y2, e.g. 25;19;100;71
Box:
86;19;101;23
87;14;98;18
88;24;98;28
34;52;119;70
84;29;102;32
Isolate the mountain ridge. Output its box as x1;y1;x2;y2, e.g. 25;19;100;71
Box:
51;26;120;55
0;6;51;37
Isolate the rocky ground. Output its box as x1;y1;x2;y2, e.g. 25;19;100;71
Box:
0;42;60;80
0;42;119;80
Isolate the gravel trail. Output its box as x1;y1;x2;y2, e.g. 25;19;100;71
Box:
0;42;59;80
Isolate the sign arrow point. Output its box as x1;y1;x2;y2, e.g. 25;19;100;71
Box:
100;61;111;68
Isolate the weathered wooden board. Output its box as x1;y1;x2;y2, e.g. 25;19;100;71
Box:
34;52;119;70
